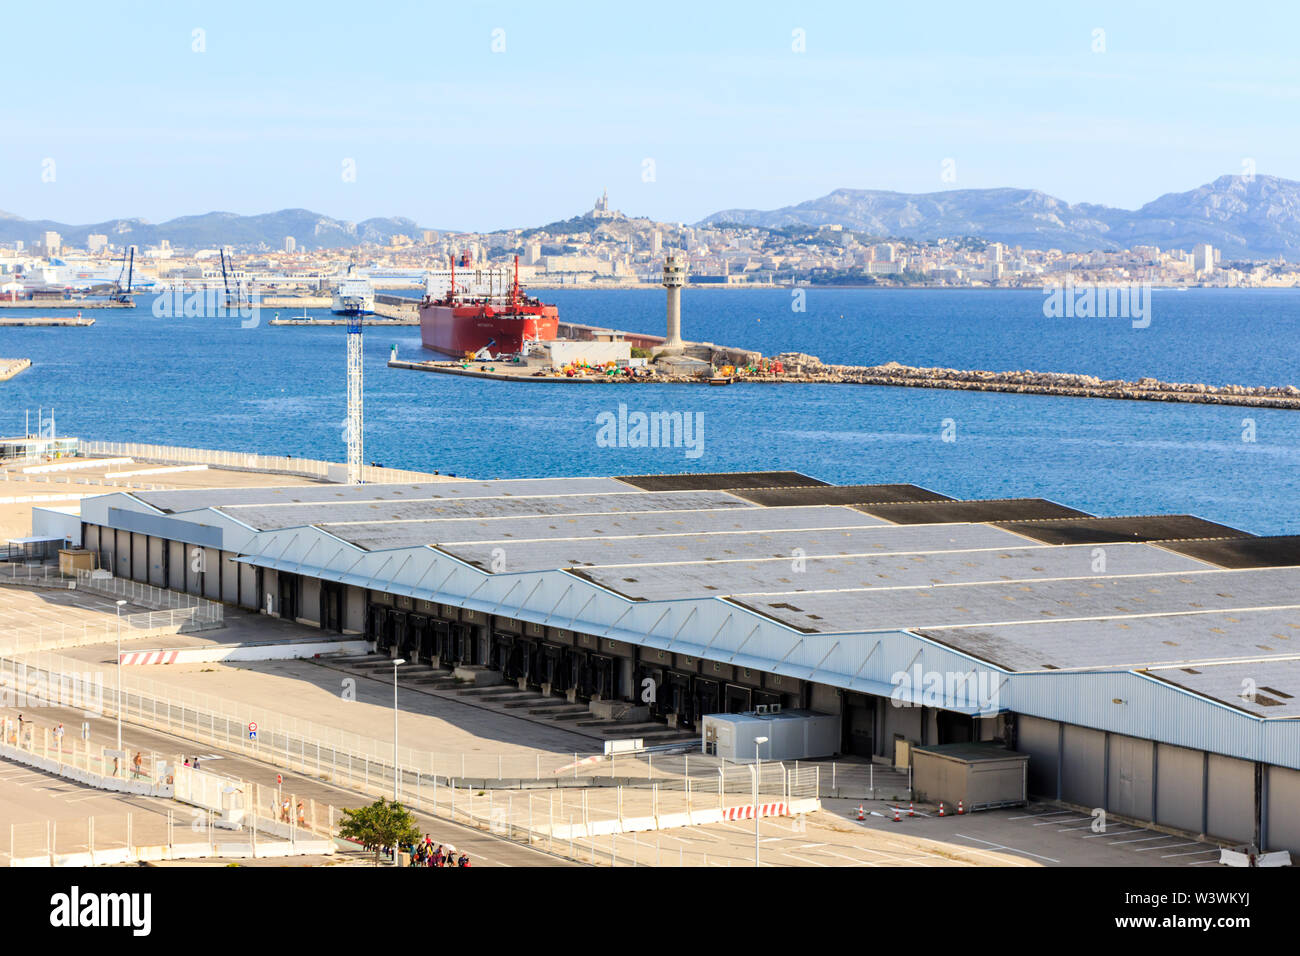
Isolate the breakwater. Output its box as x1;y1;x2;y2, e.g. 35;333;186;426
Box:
821;360;1300;409
391;349;1300;408
0;358;32;381
0;316;95;327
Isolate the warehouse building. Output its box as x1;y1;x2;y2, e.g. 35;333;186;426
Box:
70;471;1300;853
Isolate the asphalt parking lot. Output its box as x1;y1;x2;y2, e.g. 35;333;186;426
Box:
824;797;1224;866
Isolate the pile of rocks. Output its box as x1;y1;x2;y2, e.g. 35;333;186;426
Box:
825;360;1300;408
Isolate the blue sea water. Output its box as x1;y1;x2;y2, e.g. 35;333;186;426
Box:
2;287;1299;534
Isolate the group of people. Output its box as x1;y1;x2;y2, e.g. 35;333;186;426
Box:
408;835;470;867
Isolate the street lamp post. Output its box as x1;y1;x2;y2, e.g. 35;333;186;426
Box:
115;599;127;758
753;735;769;867
391;659;405;802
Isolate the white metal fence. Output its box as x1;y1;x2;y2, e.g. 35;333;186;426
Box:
1;651;819;854
0;471;166;490
75;569;224;622
80;440;448;485
0;564;73;587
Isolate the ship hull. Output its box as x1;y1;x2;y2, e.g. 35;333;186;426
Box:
419;303;559;356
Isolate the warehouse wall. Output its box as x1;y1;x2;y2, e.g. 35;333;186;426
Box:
1017;715;1060;798
344;585;366;633
1107;733;1154;821
238;563;259;610
300;576;321;626
1154;742;1204;835
1266;765;1300;854
201;546;221;600
1206;753;1254;845
130;533;146;583
84;524;100;558
220;550;238;603
880;703;923;761
147;535;165;587
1061;725;1106;809
167;540;185;591
263;568;279;615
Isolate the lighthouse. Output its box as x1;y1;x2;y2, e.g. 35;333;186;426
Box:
662;254;687;348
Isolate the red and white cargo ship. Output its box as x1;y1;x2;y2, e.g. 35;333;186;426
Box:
419;254;558;357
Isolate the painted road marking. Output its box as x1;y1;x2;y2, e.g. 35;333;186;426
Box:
1082;827;1143;839
1162;848;1220;859
1033;817;1089;826
1134;841;1199;852
1108;834;1175;846
954;834;1061;864
1009;810;1074;821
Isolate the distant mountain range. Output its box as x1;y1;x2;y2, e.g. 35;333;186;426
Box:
0;208;430;251
700;175;1300;259
8;174;1300;258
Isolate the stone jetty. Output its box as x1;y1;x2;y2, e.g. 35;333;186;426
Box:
0;358;32;381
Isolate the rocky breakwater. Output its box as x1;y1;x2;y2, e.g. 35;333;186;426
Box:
0;358;32;382
820;360;1300;409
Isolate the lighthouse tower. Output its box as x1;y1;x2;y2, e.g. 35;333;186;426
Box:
662;254;687;348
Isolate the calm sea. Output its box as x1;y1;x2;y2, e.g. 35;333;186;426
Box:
2;287;1299;534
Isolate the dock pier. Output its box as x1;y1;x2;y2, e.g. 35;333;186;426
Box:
0;316;95;327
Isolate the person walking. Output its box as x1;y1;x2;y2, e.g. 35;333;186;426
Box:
296;801;306;828
132;751;143;778
53;722;64;754
280;797;290;823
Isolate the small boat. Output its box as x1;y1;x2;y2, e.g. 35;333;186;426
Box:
708;375;734;386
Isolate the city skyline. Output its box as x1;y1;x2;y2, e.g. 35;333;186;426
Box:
7;0;1300;230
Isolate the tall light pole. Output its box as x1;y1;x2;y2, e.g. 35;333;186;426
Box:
753;735;769;868
391;659;404;802
115;599;127;755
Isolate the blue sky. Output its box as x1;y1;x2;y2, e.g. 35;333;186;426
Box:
6;0;1300;230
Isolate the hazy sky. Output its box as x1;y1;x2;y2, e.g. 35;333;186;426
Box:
7;0;1300;231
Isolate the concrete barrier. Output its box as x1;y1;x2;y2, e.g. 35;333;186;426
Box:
119;639;371;665
538;796;819;839
0;739;172;798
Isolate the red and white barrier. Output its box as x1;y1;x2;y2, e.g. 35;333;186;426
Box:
721;801;787;821
119;650;180;666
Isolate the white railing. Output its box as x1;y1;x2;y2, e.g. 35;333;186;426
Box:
1;651;819;856
81;440;334;479
79;440;448;485
1;719;339;865
0;565;72;587
75;569;223;622
0;472;165;490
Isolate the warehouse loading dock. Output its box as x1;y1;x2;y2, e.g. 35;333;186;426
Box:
69;470;1300;855
912;743;1029;811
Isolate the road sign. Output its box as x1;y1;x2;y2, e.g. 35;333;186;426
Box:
248;722;257;732
277;773;282;785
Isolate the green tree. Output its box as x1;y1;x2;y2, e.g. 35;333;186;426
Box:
338;797;421;867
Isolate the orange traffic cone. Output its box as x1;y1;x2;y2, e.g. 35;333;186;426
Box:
892;806;900;822
857;804;865;821
957;800;965;815
908;802;915;817
938;801;945;817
